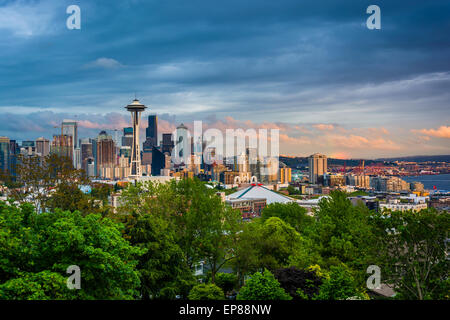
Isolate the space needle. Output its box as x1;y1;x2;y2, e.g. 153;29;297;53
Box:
125;98;147;179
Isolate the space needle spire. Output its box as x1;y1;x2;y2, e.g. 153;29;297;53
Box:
125;98;147;179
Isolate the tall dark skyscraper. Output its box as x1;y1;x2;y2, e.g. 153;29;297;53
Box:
151;146;168;176
146;115;157;141
161;133;174;154
143;115;158;151
0;136;10;173
8;140;18;176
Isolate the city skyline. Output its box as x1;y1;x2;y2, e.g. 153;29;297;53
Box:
1;0;449;158
1;108;450;161
1;0;449;305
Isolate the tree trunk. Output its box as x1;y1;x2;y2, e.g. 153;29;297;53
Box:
211;261;216;284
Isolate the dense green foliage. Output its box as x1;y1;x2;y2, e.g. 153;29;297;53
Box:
125;212;195;299
215;272;237;293
235;217;302;274
0;201;142;299
237;269;292;300
309;191;376;280
1;170;448;301
188;283;225;300
262;202;313;233
371;208;449;300
274;266;323;300
313;264;367;300
119;178;242;288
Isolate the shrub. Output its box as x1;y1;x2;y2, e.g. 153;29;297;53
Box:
313;264;367;300
188;284;225;300
274;266;323;300
215;273;237;293
237;269;292;300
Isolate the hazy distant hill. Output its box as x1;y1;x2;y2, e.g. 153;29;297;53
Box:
279;155;450;168
279;156;379;168
375;155;450;162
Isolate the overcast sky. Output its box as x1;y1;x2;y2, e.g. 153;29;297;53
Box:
0;0;449;159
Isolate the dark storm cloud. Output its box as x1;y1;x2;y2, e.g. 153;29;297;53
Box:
0;0;449;156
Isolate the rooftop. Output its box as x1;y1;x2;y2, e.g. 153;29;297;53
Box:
125;98;147;111
227;184;293;205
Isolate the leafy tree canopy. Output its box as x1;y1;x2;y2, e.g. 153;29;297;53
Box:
274;266;323;300
235;217;303;274
313;264;368;300
0;201;143;299
215;272;237;293
188;283;225;300
371;208;449;300
262;202;313;233
237;269;291;300
312;191;375;275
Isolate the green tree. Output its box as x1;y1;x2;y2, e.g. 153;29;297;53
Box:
274;266;323;300
124;212;195;299
90;183;113;203
46;183;107;216
262;202;313;233
4;154;88;213
235;217;303;275
119;178;242;284
215;272;237;294
312;191;375;276
0;271;70;300
0;201;143;299
188;283;225;300
172;178;242;283
371;208;449;300
287;185;300;195
313;264;367;300
237;269;292;300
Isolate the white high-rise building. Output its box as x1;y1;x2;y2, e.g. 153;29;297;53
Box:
62;120;78;167
74;147;82;169
173;123;190;166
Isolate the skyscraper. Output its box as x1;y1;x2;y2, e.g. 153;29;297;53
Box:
96;131;116;179
308;153;327;184
122;127;133;148
8;140;18;176
51;134;73;159
62;120;78;167
279;164;292;184
151;146;167;176
74;148;82;169
80;138;93;175
125;98;147;179
144;115;158;150
91;138;98;177
62;120;78;148
161;133;174;154
35;137;50;157
0;136;10;173
173;123;190;166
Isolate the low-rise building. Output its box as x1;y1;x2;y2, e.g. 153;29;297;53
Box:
379;200;427;212
226;198;267;219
